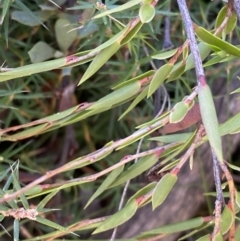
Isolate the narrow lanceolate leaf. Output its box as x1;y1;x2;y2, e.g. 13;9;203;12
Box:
196;234;211;241
13;219;20;241
236;191;240;208
0;0;11;24
139;4;155;23
127;182;157;205
119;86;149;120
88;81;141;110
152;173;177;210
36;216;67;231
152;48;178;60
110;154;159;188
220;205;234;234
195;25;240;57
79;41;120;85
85;166;124;209
198;79;223;163
215;6;237;35
120;21;143;45
92;200;138;234
37;190;60;210
93;0;142;19
112;70;154;89
212;232;223;241
148;64;173;98
137;217;204;238
12;169;29;210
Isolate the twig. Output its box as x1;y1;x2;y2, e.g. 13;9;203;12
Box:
42;143;178;190
231;0;240;22
220;162;236;241
171;124;205;175
176;0;205;80
212;199;222;239
0;113;171;204
110;138;144;241
212;149;225;206
211;149;224;238
214;2;234;36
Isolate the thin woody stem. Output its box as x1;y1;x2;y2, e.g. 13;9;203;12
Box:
214;2;233;36
220;162;236;241
211;148;224;238
171;124;205;175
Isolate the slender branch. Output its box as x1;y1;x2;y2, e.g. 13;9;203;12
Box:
220;163;236;241
214;2;233;36
232;0;240;22
110;138;144;241
212;149;225;205
176;0;205;80
211;149;224;238
171;124;205;175
212;200;222;238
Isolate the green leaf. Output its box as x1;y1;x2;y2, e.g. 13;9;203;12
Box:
195;25;240;57
167;62;186;82
139;4;155;23
24;185;43;196
0;58;64;82
93;200;138;234
13;219;20;241
15;0;47;28
112;70;154;89
236;191;240;208
119;86;149;120
0;50;95;82
220;111;240;136
2;124;49;141
212;231;223;241
185;42;211;71
88;81;141;110
152;173;177;210
215;6;237;35
127;182;157;206
28;41;56;63
0;0;11;24
235;226;240;240
148;64;173;97
196;234;211;241
220;205;234;234
12;167;29;210
79;41;121;84
169;101;190;123
120;21;143;45
152;49;178;60
85;166;124;209
137;217;204;238
203;55;225;67
36;216;67;231
198;83;223;163
0;204;10;211
37;190;60;210
231;87;240;94
55;18;78;52
0;166;11;182
226;162;240;172
93;0;142;19
149;133;192;143
110;154;159;188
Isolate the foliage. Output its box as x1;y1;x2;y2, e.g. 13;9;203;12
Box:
0;0;240;240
